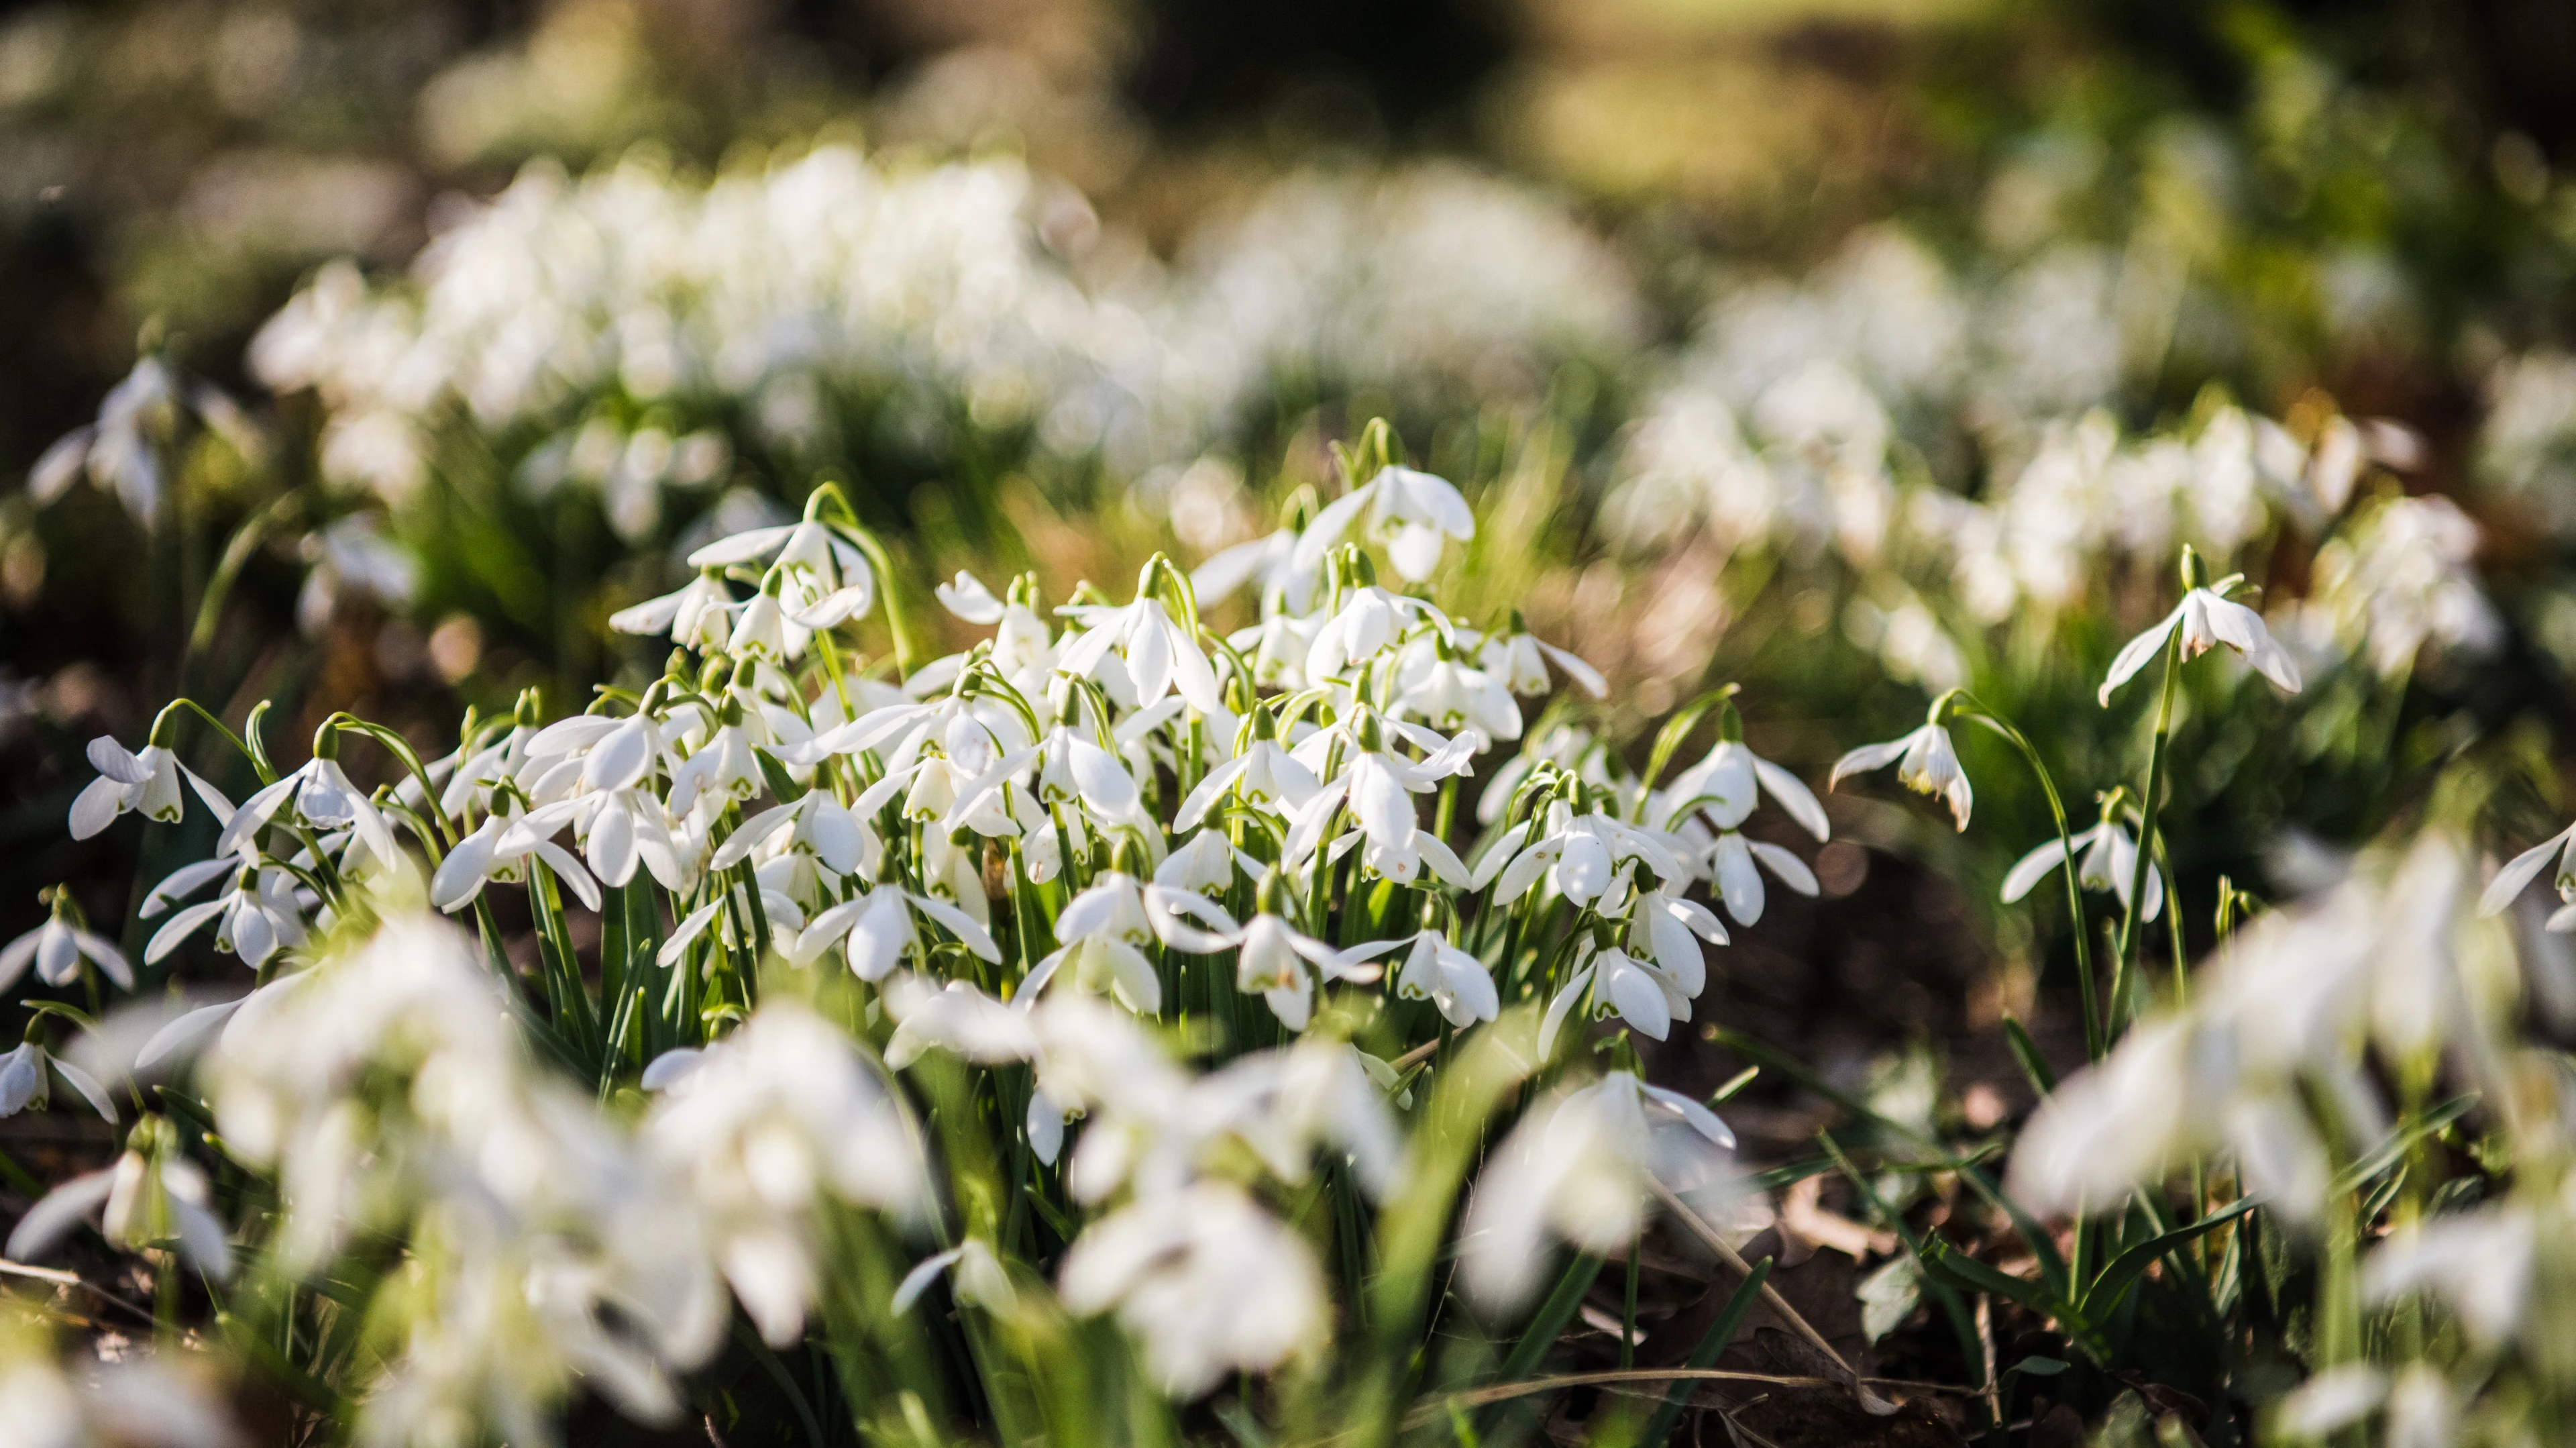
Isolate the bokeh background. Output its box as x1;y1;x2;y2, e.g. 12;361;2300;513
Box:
10;0;2576;1095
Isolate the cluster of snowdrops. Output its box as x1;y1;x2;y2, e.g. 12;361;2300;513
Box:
10;429;2576;1447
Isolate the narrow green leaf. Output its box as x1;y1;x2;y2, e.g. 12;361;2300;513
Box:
2331;1093;2477;1197
2002;1014;2056;1096
1638;1257;1773;1448
2079;1196;2260;1312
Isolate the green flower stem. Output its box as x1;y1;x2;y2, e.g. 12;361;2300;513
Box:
1955;695;2100;1062
2113;629;2184;1044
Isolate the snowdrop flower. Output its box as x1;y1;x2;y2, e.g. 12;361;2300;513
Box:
1175;704;1321;829
1540;942;1695;1049
882;977;1040;1069
1234;912;1396;1031
1486;803;1685;909
0;1039;116;1121
687;515;872;626
219;741;402;871
2361;1205;2535;1344
712;789;867;879
1294;463;1476;582
1191;524;1309;611
1057;1182;1326;1397
644;1003;928;1346
1477;611;1608;700
665;708;767;816
1287;707;1478;887
1302;568;1453;682
427;807;602;915
146;860;310;968
1830;707;1974;831
27;354;195;523
1700;830;1820;927
0;1337;245;1448
7;1118;233;1278
1393;930;1499;1028
1154;829;1246;896
1460;1072;1735;1310
2271;1366;2389;1440
2;898;135;990
2001;803;2162;919
2477;817;2576;921
1657;726;1831;842
787;887;1000;980
1392;637;1522;740
1022;872;1236;1014
609;570;739;651
892;1239;1018;1316
69;735;231;840
1055;560;1224;715
1525;881;1731;1035
2099;554;2302;706
2005;1017;2218;1214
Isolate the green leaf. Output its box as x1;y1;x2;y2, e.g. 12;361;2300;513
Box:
2079;1196;2260;1312
1638;1257;1773;1448
1920;1237;2077;1325
1497;1252;1605;1384
2002;1014;2056;1095
2331;1093;2477;1196
756;747;811;805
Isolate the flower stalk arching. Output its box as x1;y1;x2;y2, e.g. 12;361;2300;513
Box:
808;480;922;678
1941;689;2103;1060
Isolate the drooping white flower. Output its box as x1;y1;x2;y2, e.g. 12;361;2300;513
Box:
219;751;402;872
144;862;310;969
1392;638;1522;741
2099;581;2303;706
644;1003;928;1346
0;1040;116;1121
2478;818;2576;921
1540;943;1696;1049
785;887;1001;980
882;977;1040;1070
1460;1072;1736;1310
2361;1204;2535;1344
1393;931;1499;1029
7;1129;233;1279
1020;873;1236;1015
1285;708;1479;887
1830;721;1973;831
1303;578;1452;682
607;570;739;650
1292;464;1476;582
2000;813;2162;919
69;736;231;840
426;806;603;915
1232;914;1397;1031
2;910;135;991
1055;570;1224;715
1477;614;1608;700
1057;1182;1326;1397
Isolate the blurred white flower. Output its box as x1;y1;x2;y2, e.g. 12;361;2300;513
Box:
645;1002;928;1345
1057;1182;1325;1397
1460;1072;1736;1311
